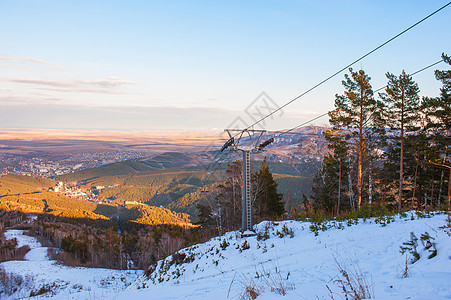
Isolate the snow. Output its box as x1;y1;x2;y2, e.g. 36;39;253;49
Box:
1;212;450;299
4;230;42;250
0;230;142;299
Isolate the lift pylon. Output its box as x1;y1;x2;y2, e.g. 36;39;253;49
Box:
221;129;273;233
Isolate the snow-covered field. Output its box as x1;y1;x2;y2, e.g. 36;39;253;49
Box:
1;212;450;299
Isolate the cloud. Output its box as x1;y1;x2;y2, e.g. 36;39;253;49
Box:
0;55;67;70
18;57;56;66
4;78;75;88
79;76;135;87
0;95;62;105
0;76;135;94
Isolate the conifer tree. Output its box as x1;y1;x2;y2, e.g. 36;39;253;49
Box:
253;157;284;219
380;71;420;211
423;53;451;210
329;69;385;210
322;128;350;215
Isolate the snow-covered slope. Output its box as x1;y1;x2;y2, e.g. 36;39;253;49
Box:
121;212;451;300
0;230;142;299
1;212;450;299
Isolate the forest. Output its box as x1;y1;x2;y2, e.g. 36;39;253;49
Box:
0;54;449;272
309;53;450;216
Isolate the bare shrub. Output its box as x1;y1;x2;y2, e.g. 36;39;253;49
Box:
170;252;186;265
0;239;30;262
259;266;295;296
55;251;81;266
400;255;410;279
0;267;26;296
47;247;59;260
332;257;374;300
229;265;294;299
16;245;31;260
239;276;263;300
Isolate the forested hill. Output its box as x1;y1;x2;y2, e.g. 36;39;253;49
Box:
55;148;322;219
0;174;193;228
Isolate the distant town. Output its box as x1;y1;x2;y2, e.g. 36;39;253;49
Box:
0;150;149;179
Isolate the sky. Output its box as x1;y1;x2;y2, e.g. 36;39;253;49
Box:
0;0;450;132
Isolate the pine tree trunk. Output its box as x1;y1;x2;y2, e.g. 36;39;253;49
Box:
398;89;404;212
369;167;372;205
358;98;364;210
348;165;354;210
337;158;342;216
411;159;419;210
438;169;444;208
448;168;451;211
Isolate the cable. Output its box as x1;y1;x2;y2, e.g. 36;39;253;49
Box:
243;2;451;131
374;59;444;93
262;58;446;141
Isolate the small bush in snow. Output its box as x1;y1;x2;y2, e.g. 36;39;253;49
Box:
400;232;420;263
420;232;437;259
239;240;250;252
220;239;230;250
29;284;53;297
256;230;270;241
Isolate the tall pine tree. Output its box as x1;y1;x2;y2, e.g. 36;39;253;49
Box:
380;71;420;211
423;53;451;210
329;69;385;210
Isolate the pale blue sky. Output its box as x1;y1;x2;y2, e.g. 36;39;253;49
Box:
0;0;450;131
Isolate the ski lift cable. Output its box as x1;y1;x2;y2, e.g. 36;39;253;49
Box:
373;59;445;93
259;58;447;142
237;2;451;135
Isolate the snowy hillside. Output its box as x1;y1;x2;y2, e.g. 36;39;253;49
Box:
121;212;451;300
0;230;142;299
1;212;450;299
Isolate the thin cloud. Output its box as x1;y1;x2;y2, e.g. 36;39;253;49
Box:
0;55;66;70
1;76;135;93
0;95;62;105
78;76;135;87
19;56;56;66
36;87;127;94
5;78;75;88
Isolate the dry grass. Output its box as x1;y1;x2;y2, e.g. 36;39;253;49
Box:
238;276;263;300
400;255;410;279
332;257;374;300
259;266;295;296
228;265;295;299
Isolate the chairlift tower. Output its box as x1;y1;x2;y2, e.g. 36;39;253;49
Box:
221;129;274;233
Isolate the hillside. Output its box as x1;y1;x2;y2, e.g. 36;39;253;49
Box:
0;174;194;227
0;174;54;195
55;148;320;219
0;212;449;299
124;211;451;299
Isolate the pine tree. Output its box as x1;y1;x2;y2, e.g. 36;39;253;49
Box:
424;53;451;133
423;53;451;210
380;71;420;211
321;128;350;215
329;69;385;210
253;157;284;220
